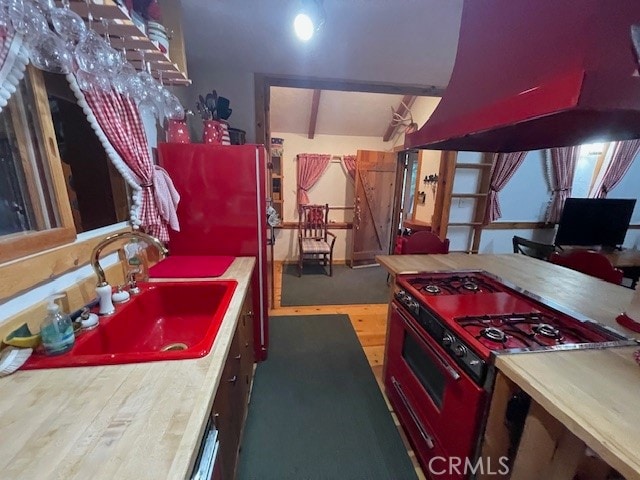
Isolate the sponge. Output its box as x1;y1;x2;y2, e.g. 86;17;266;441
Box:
3;323;40;349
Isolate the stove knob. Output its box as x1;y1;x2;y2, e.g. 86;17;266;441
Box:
453;344;467;358
442;334;454;347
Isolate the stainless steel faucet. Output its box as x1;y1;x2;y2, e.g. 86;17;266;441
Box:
91;230;169;287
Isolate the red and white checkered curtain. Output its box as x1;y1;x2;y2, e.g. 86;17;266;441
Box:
82;87;178;241
546;146;579;223
483;152;528;225
590;140;640;198
342;155;356;181
297;153;331;206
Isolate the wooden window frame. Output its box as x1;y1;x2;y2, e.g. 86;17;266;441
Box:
0;66;76;264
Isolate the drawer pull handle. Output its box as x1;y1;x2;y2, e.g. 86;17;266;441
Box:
393;304;461;381
235;354;242;360
391;376;435;449
227;375;238;385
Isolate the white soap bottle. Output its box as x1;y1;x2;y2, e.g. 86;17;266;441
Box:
40;296;75;356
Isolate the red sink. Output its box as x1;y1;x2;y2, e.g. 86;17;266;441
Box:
23;281;237;369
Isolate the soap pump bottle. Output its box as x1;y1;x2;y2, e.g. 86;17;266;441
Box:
40;296;75;356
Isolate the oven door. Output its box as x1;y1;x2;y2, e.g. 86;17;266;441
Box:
385;301;487;463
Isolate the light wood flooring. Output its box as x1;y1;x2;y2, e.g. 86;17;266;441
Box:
269;261;426;480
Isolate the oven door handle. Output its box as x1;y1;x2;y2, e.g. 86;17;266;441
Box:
391;376;435;450
393;303;461;382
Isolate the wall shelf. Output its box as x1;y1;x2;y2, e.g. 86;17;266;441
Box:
63;0;191;86
269;139;284;219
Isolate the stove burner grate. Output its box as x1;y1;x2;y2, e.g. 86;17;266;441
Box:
407;274;502;296
455;312;606;350
480;327;506;343
463;281;479;291
532;323;561;339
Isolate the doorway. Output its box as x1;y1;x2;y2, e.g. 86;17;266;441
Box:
257;76;440;261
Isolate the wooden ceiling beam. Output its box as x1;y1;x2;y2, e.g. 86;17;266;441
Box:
308;89;322;139
383;95;417;142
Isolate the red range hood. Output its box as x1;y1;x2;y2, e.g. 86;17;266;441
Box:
405;0;640;153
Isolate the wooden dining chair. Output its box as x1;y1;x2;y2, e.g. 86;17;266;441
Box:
512;235;558;261
297;204;336;276
549;250;624;284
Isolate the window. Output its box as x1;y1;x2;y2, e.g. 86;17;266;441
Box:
0;67;78;264
0;67;131;265
44;72;129;233
571;142;609;198
0;72;60;236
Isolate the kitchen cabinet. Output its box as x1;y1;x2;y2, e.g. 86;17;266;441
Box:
157;0;189;78
203;290;255;480
0;258;256;480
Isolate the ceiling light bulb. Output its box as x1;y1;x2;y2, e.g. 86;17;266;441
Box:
294;13;314;41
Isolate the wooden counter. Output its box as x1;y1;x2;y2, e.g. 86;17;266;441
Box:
496;347;640;480
0;257;255;480
377;254;640;479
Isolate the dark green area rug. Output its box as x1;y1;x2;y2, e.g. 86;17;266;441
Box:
281;264;389;306
238;315;417;480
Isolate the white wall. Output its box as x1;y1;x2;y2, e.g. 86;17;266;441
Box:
271;132;389;261
455;147;640;254
447;150;553;253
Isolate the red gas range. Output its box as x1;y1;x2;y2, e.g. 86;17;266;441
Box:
384;271;635;479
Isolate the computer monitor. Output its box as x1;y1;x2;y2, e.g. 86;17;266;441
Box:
554;198;636;249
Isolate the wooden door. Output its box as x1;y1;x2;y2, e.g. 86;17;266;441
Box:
350;150;398;267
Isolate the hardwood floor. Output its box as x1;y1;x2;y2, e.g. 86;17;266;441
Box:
270;261;427;480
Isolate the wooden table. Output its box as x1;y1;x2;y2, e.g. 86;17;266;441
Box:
599;248;640;268
377;254;640;479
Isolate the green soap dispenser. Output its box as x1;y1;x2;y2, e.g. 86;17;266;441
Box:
40;296;75;356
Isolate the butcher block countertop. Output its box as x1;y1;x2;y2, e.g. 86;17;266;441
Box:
378;254;640;480
0;257;255;480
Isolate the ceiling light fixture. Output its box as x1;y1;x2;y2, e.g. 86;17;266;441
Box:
293;0;325;42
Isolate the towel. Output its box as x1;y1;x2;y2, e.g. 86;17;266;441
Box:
152;165;180;232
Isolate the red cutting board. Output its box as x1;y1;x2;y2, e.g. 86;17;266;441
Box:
148;255;235;278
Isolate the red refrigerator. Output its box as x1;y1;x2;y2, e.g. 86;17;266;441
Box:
158;143;270;361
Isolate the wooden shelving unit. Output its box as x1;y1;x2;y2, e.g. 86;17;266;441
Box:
270;168;283;216
63;0;191;85
269;138;284;221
